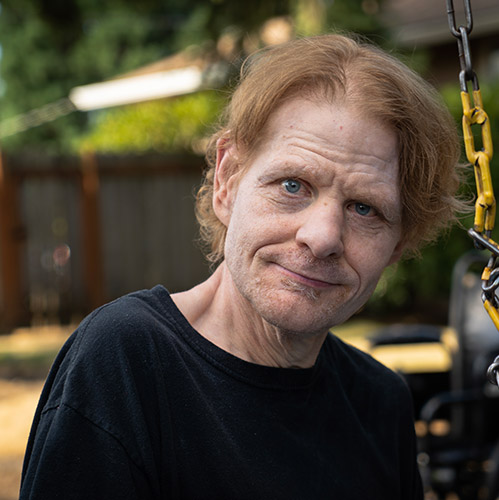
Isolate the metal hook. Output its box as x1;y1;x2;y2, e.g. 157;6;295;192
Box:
487;356;499;385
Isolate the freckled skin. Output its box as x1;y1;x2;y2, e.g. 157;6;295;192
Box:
173;98;404;368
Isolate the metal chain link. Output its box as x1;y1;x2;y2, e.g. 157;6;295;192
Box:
447;0;499;385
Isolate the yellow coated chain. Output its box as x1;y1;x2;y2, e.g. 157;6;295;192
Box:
461;89;495;235
447;0;499;384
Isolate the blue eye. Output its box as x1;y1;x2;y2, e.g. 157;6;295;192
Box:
283;179;301;194
355;203;372;216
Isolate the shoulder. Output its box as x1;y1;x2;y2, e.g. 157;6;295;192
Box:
41;286;187;412
24;287;183;483
323;332;412;404
82;285;173;333
72;285;181;354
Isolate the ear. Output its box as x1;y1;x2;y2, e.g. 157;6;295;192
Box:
213;137;240;227
387;239;406;266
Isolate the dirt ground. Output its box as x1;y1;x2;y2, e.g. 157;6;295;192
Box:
0;379;44;500
0;325;73;500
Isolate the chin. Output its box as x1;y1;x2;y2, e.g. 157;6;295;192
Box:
234;267;363;333
254;292;352;336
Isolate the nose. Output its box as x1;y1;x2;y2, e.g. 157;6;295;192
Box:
295;203;345;259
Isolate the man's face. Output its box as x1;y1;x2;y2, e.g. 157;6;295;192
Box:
214;97;403;335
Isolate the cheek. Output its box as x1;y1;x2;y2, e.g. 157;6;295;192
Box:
224;203;260;259
347;233;400;278
226;217;297;273
228;192;293;241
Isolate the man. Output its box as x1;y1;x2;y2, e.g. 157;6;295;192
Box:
20;34;462;499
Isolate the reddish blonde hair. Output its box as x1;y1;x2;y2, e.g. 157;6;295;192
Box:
196;34;464;264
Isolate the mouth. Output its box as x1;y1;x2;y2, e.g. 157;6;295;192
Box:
271;263;337;289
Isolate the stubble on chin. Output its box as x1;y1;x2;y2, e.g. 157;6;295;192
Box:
239;272;358;335
279;276;320;301
227;251;359;333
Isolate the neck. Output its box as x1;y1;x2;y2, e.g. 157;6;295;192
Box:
172;263;328;369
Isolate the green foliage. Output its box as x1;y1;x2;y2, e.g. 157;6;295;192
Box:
171;0;290;52
0;0;201;152
72;0;387;155
0;0;386;153
367;230;473;322
78;91;226;154
325;0;385;35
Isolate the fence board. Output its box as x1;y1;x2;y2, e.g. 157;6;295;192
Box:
1;153;210;327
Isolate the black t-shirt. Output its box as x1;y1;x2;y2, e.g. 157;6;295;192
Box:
20;286;423;499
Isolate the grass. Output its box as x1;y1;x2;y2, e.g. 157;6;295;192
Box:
0;351;59;379
0;325;73;379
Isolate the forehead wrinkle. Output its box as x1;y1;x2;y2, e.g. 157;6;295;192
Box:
275;130;398;172
257;145;399;195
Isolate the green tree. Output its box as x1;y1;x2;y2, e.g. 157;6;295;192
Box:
77;0;387;154
78;92;226;154
0;0;387;153
0;0;175;152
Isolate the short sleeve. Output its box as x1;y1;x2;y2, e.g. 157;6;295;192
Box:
20;403;151;500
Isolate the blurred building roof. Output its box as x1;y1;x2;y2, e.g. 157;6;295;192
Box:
69;47;230;111
381;0;499;46
69;16;294;111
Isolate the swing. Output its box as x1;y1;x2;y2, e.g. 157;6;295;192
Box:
447;0;499;386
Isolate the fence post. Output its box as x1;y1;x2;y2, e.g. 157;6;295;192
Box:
80;151;105;311
0;153;25;329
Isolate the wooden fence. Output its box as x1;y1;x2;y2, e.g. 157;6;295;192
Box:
0;152;210;330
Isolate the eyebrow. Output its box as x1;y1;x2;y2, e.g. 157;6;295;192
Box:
255;155;402;214
256;161;333;184
360;190;401;223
